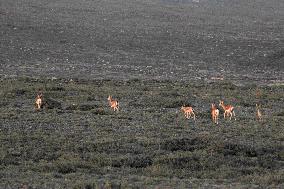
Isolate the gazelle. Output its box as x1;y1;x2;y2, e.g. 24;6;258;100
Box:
181;105;196;120
256;104;262;121
219;100;236;120
108;95;119;111
35;92;43;110
211;103;219;124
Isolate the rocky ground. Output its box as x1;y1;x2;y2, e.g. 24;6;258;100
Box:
0;0;283;84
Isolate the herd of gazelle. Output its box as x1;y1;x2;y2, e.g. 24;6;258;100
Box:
181;101;263;123
181;100;236;124
35;91;263;123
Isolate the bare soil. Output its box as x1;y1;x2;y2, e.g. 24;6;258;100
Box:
1;0;283;85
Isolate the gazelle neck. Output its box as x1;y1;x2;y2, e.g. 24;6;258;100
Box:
220;103;226;110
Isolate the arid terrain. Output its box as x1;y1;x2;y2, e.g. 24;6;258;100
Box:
0;0;283;188
1;0;283;84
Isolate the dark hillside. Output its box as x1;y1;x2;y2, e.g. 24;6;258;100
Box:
0;0;283;83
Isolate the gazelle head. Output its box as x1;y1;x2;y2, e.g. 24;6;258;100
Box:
219;100;224;106
211;103;216;109
108;95;112;101
36;90;43;99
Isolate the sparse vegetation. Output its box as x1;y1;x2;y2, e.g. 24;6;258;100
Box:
0;77;283;188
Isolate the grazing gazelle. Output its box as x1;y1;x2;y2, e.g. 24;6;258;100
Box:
211;103;219;124
181;105;196;120
256;104;262;121
108;95;119;111
35;91;43;110
219;100;236;120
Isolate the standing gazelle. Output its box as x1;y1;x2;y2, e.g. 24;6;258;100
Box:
181;105;196;120
211;103;219;124
219;100;236;120
35;91;43;110
108;95;119;111
256;104;262;121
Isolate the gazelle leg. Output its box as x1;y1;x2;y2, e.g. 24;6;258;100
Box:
232;111;236;120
